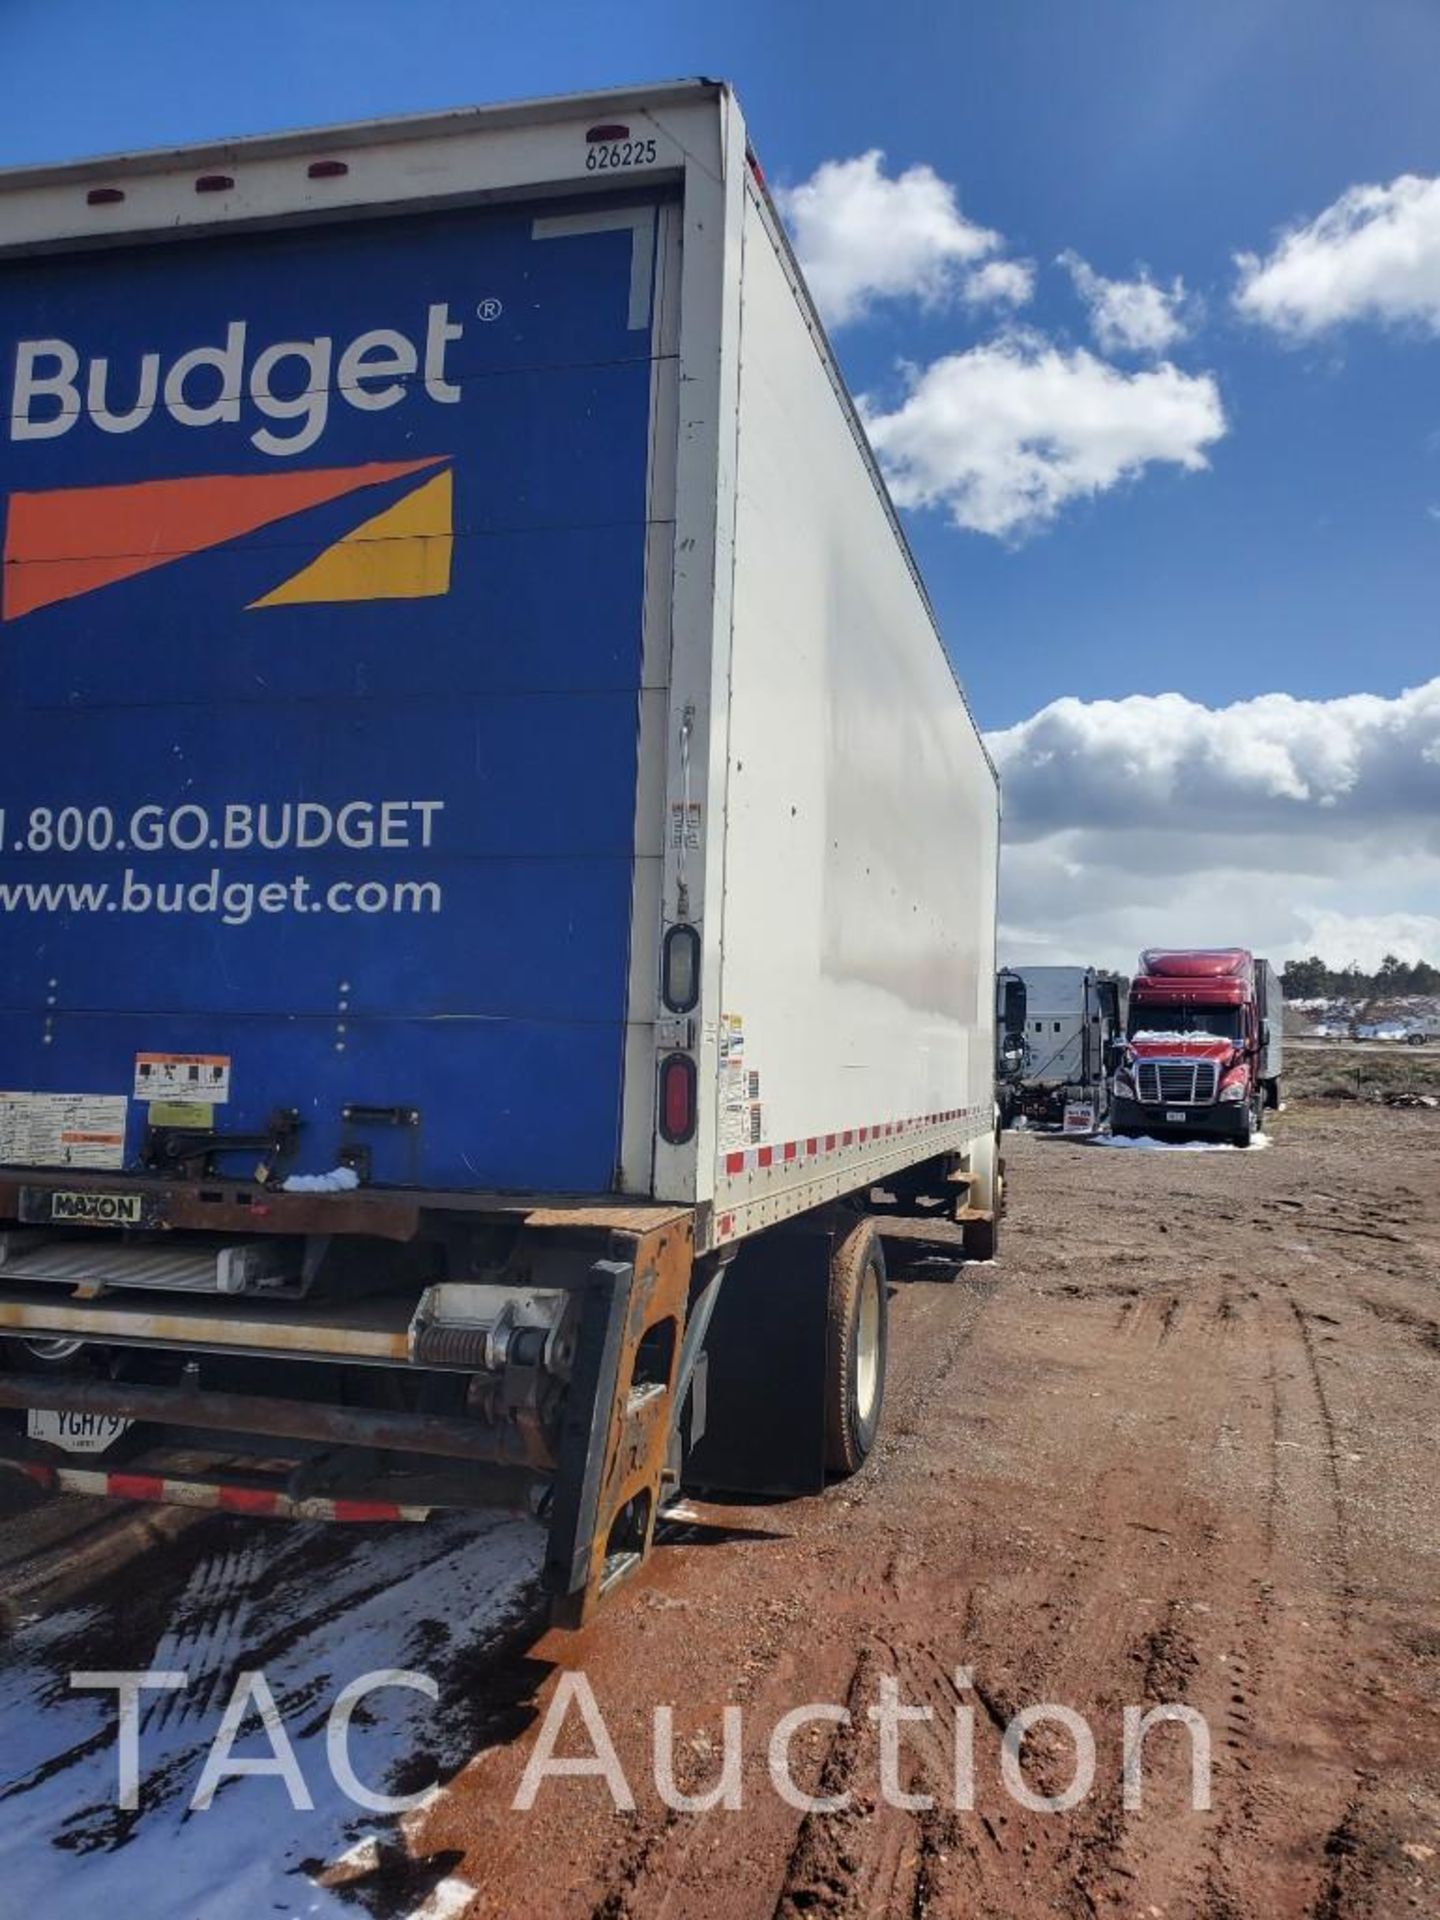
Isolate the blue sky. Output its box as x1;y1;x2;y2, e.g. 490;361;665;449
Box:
3;0;1438;965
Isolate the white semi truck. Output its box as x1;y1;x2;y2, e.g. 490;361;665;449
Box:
0;80;1001;1622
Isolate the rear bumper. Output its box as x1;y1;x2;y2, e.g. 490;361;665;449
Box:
0;1199;696;1626
1111;1095;1250;1142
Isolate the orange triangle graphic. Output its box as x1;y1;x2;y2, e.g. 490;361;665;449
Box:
1;457;445;622
251;469;454;608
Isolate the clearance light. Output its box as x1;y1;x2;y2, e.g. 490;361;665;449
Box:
659;1053;697;1144
86;186;125;206
586;123;630;143
662;923;701;1013
307;159;349;179
195;174;234;194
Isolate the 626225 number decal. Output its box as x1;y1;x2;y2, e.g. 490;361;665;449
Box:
586;138;658;172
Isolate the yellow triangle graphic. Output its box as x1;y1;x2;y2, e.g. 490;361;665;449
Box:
249;468;453;607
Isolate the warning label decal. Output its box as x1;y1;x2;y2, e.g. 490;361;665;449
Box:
134;1053;231;1105
718;1014;762;1152
0;1092;128;1170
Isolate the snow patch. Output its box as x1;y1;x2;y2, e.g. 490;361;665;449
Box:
1092;1131;1271;1152
0;1511;542;1918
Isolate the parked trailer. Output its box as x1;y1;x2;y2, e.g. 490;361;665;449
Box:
999;966;1126;1127
0;82;1000;1622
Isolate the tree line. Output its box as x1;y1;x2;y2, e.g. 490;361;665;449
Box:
1280;954;1440;1000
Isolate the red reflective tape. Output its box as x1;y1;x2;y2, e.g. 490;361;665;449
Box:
842;1130;853;1145
783;1142;797;1161
21;1462;54;1488
108;1473;166;1502
725;1151;744;1175
757;1146;774;1168
806;1138;817;1155
217;1485;281;1516
332;1499;403;1523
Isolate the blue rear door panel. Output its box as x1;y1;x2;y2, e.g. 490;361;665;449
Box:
0;198;663;1191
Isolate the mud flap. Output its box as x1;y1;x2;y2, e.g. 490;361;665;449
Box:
682;1220;831;1497
544;1214;693;1628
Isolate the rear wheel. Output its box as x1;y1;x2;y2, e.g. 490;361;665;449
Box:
824;1218;888;1476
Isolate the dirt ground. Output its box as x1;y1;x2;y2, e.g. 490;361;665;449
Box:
4;1102;1439;1919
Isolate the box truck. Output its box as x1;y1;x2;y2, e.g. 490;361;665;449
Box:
0;82;1001;1622
1114;949;1282;1145
998;965;1126;1128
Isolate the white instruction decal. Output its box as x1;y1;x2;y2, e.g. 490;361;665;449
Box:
719;1014;763;1153
0;1092;127;1169
134;1052;231;1105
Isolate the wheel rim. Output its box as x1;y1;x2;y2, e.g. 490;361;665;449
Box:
854;1265;881;1427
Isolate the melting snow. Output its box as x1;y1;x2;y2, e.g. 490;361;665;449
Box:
0;1509;542;1918
1091;1131;1271;1152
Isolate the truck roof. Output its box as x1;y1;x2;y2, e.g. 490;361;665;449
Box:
0;79;724;191
1138;949;1252;982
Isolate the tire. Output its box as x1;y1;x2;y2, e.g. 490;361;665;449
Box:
1236;1103;1254;1147
823;1218;888;1476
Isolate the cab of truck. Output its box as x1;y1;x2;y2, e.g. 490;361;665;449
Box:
1112;949;1281;1145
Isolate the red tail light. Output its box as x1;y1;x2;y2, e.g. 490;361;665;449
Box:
659;1053;697;1144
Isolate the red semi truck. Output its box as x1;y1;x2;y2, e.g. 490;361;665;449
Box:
1111;949;1282;1146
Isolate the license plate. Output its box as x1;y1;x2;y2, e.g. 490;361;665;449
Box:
26;1409;132;1454
20;1186;159;1227
1166;1109;1186;1124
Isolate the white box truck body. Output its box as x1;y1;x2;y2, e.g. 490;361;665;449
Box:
0;82;1000;1620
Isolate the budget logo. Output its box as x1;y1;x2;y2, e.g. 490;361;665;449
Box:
1;456;453;623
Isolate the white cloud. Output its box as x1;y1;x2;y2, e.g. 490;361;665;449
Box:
1235;173;1440;338
987;678;1440;971
1060;251;1190;354
775;150;1001;328
861;336;1226;539
964;258;1035;309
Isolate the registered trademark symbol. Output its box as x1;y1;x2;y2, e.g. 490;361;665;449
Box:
476;297;503;322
